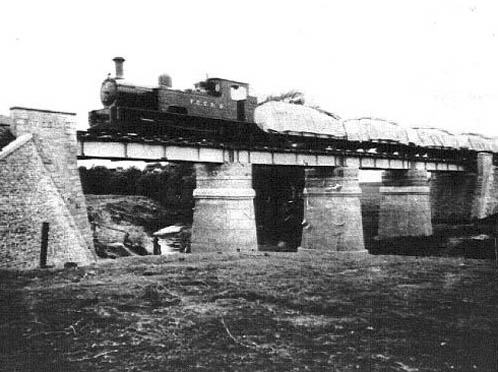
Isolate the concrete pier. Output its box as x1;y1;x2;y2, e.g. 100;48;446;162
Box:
378;169;432;238
300;167;366;252
190;162;258;252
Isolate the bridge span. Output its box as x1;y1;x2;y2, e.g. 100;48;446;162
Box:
76;131;468;172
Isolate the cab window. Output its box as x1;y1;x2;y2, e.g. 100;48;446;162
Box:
206;80;222;97
230;85;248;101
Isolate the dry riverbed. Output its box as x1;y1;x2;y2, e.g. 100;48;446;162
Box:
1;251;497;371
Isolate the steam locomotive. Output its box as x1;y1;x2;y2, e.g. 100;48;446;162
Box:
89;57;262;141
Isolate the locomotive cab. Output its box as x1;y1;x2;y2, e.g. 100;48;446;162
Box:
196;78;252;121
194;79;220;97
201;78;249;101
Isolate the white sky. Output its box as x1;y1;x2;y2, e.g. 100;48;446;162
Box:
1;0;498;136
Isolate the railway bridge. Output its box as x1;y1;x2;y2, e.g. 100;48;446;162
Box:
76;126;496;254
1;107;498;268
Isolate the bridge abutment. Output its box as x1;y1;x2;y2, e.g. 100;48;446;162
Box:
378;169;432;238
300;167;366;252
190;162;258;252
10;107;94;249
0;107;95;269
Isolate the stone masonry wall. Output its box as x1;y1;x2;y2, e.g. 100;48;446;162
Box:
10;107;93;248
0;136;94;269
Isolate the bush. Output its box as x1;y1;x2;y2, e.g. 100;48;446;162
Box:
79;164;195;222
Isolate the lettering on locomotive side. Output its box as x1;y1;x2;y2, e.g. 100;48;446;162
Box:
189;99;224;109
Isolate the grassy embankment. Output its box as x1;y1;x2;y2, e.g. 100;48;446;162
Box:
1;251;497;372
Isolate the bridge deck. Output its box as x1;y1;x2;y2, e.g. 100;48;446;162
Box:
77;132;468;171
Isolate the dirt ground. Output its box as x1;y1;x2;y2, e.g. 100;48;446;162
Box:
0;251;497;372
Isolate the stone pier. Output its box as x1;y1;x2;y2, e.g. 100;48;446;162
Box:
430;171;476;223
300;167;366;252
471;152;498;219
190;162;258;252
378;169;432;238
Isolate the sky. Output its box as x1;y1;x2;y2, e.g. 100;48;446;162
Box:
1;0;498;137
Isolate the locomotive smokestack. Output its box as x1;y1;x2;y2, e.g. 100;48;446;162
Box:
113;57;125;79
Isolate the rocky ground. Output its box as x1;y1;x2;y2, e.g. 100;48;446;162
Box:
0;251;497;372
85;194;498;258
86;195;190;256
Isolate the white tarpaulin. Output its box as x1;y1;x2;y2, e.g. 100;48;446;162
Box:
254;101;346;138
410;127;460;149
343;118;409;144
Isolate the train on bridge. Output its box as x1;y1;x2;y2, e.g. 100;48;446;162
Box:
88;58;498;163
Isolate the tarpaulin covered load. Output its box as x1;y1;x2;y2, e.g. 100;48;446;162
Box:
254;101;346;139
410;127;460;149
255;101;498;153
457;133;495;152
343;118;409;145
